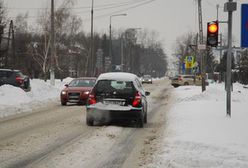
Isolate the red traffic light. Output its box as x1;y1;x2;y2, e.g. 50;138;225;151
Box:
208;23;218;33
207;21;219;47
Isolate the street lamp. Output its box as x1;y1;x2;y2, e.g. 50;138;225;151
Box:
109;13;127;71
121;28;141;72
90;0;94;76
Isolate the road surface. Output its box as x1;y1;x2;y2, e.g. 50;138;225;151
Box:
0;79;173;168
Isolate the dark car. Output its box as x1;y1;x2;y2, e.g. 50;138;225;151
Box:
86;72;150;128
0;69;31;91
141;75;152;84
60;77;96;105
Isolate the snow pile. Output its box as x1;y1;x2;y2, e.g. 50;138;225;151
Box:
149;83;248;168
0;85;32;105
0;78;73;118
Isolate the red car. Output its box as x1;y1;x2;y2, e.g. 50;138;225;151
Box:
60;77;96;105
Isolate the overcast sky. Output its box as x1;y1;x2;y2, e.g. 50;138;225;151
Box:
4;0;248;56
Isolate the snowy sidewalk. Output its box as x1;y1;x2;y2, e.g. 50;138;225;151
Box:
149;83;248;168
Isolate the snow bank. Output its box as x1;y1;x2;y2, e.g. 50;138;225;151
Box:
0;78;73;118
148;83;248;168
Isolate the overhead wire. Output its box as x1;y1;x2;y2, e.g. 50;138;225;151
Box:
91;0;156;21
7;0;156;26
73;0;147;15
7;0;147;19
6;0;146;10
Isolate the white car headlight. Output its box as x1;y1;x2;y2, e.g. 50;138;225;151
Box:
84;91;90;95
61;91;67;95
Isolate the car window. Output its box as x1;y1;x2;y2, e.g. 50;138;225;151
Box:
15;71;25;78
184;76;194;79
69;79;95;87
143;75;151;78
0;71;13;78
95;80;135;94
135;78;142;89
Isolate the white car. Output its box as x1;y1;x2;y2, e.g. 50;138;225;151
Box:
141;75;152;84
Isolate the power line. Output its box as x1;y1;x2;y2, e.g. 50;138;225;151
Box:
6;0;146;10
73;0;146;15
8;0;153;20
205;0;224;8
92;0;156;21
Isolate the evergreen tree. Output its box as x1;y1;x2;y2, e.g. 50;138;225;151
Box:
216;51;235;73
239;49;248;84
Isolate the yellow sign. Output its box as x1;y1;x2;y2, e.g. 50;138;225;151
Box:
185;56;194;69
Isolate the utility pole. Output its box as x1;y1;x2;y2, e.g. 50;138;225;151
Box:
121;34;124;71
219;33;223;60
217;4;219;20
109;18;112;71
224;0;236;117
90;0;94;76
10;20;15;68
109;14;127;71
50;0;55;86
198;0;206;92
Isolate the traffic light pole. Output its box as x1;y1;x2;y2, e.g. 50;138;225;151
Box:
224;0;236;117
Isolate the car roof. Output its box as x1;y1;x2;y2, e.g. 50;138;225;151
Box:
179;74;194;76
97;72;138;82
0;69;20;72
73;77;97;80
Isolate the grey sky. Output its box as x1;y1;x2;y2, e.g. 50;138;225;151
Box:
4;0;248;56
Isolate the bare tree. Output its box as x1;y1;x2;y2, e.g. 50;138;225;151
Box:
32;0;82;79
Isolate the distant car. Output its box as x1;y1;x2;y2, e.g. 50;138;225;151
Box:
171;74;208;87
141;75;152;84
60;77;96;105
86;72;150;128
0;69;31;91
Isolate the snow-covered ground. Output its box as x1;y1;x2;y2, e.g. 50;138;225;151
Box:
1;78;248;167
0;78;73;118
149;83;248;168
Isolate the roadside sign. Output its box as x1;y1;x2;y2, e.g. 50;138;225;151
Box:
182;62;185;74
198;44;206;50
185;56;194;69
241;4;248;48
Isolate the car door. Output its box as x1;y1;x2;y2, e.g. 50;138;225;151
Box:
0;71;13;86
135;78;147;112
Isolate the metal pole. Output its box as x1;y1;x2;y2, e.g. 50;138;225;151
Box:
217;4;219;20
198;0;206;92
90;0;94;76
194;34;198;84
109;16;112;71
121;34;124;71
50;0;55;86
226;0;234;117
109;14;127;71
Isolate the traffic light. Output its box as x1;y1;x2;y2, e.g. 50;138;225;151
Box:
207;21;219;47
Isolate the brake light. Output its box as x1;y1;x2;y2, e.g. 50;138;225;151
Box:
88;94;96;105
132;92;142;107
16;77;24;84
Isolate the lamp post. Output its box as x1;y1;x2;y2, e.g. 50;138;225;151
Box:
109;13;127;71
121;28;141;72
90;0;94;76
